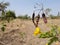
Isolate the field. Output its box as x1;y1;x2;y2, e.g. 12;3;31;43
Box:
0;19;60;45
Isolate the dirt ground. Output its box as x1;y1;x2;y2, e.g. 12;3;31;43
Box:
0;19;60;45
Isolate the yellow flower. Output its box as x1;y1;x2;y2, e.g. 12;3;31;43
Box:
46;43;48;45
34;27;41;36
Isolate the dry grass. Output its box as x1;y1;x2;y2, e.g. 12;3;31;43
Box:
0;19;60;45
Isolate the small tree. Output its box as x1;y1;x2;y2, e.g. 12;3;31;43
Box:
0;1;9;16
5;10;16;22
6;10;16;18
0;1;9;20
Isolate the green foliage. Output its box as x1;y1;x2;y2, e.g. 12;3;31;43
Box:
7;18;10;23
0;1;9;16
1;23;6;32
50;15;60;19
38;25;60;45
1;10;16;22
48;37;58;45
39;25;57;38
39;32;53;38
0;2;16;21
1;26;5;32
6;10;16;18
3;24;6;26
19;32;26;39
17;15;31;20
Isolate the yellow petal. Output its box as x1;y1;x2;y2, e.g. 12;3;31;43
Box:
34;27;41;36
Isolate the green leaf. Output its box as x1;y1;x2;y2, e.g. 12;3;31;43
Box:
48;37;58;45
1;26;5;32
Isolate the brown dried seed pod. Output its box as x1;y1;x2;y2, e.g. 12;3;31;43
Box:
43;18;47;23
37;14;40;20
32;12;35;21
36;14;40;22
42;13;47;23
42;13;45;18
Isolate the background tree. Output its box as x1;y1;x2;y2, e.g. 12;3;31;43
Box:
5;10;16;22
6;10;16;18
0;1;9;17
17;14;31;20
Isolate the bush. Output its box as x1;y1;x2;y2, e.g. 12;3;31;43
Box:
50;15;60;19
1;26;5;32
1;24;6;32
0;10;16;22
17;15;31;20
6;10;16;19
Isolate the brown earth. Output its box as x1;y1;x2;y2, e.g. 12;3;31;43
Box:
0;19;60;45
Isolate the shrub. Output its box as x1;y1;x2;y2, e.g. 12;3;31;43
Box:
17;15;31;20
1;23;6;32
50;15;60;19
6;10;16;19
1;26;5;32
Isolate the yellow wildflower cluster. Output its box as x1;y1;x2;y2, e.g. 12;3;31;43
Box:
34;27;41;36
